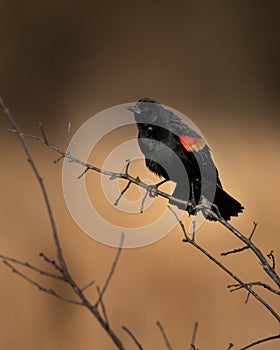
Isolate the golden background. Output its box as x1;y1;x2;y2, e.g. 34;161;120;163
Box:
0;1;279;349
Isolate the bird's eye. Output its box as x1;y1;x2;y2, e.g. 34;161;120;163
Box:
147;126;153;132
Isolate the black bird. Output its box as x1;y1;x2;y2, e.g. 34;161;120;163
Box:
127;97;244;221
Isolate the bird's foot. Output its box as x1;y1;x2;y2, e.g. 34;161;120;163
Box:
186;199;197;216
147;185;158;198
146;179;168;198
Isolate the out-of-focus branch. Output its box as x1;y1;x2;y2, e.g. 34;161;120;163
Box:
122;326;143;350
190;321;199;350
0;254;64;280
1;99;68;275
156;321;174;350
95;233;124;307
0;99;126;350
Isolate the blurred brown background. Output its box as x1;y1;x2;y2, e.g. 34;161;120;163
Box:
0;1;279;349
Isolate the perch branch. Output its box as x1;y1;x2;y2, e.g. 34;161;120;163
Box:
7;124;279;289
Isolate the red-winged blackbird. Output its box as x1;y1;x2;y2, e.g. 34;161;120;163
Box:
127;97;244;221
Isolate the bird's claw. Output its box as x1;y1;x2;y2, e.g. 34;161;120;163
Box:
187;199;197;216
147;185;158;198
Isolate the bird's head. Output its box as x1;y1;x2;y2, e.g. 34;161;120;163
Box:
127;97;163;124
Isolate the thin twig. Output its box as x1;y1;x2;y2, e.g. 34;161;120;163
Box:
190;322;199;350
1;100;68;274
97;285;109;327
228;282;280;296
219;217;280;288
122;326;144;350
0;255;64;280
81;280;95;292
156;321;174;350
95;233;125;307
114;181;132;206
4;104;280;349
226;343;234;350
67;121;71;146
168;207;280;323
39;252;64;273
267;250;276;270
77;166;90;179
7;128;193;209
221;222;258;256
140;189;149;213
239;333;280;350
3;261;82;305
1;99;126;350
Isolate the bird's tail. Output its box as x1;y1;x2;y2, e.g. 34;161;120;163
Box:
210;185;244;221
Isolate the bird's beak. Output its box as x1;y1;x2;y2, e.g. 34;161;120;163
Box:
127;105;141;115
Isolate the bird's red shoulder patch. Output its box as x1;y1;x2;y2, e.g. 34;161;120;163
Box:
179;134;206;152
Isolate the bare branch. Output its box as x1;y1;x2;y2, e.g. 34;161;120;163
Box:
221;222;258;256
77;166;90;179
156;321;174;350
67;121;71;146
96;285;109;327
1;100;68;274
190;322;199;350
39;252;64;274
3;261;82;305
0;255;64;280
114;181;132;206
239;333;280;350
95;233;125;307
168;207;280;323
140;188;149;213
226;343;234;350
39;122;49;145
1;99;126;350
122;326;143;350
3;102;280;349
219;218;280;288
267;250;276;270
81;280;95;292
228;282;280;296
